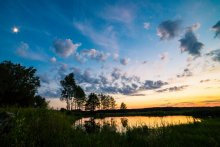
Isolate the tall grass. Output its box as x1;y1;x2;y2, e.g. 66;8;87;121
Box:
0;108;220;147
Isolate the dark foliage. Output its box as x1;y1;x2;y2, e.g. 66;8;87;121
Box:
34;95;48;108
0;61;41;107
120;102;127;110
85;93;100;111
60;73;86;110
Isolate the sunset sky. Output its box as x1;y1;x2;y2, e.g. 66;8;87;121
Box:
1;0;220;109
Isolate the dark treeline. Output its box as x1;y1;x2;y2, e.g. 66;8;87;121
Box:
67;106;220;118
60;73;118;111
0;61;48;108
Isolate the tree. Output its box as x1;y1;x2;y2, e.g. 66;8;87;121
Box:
60;73;76;110
85;93;100;111
99;94;109;110
0;61;40;107
33;95;48;108
120;102;127;110
99;94;116;110
109;96;116;109
75;85;86;110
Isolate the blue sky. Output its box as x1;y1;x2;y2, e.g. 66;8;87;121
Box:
1;0;220;108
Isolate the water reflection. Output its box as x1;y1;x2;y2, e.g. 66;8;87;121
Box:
121;118;128;128
84;118;100;133
74;116;201;133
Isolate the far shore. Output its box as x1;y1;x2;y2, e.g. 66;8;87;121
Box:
62;106;220;118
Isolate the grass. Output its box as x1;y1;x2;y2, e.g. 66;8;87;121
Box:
1;108;220;147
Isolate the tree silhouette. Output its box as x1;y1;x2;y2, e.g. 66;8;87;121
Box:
85;93;100;111
60;73;76;110
99;94;116;110
109;96;116;109
120;102;127;110
75;85;86;110
34;95;48;108
60;73;86;110
99;94;109;110
0;61;41;107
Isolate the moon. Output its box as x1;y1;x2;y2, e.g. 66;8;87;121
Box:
12;27;19;33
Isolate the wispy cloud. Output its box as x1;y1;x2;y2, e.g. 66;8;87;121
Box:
212;20;220;38
206;49;220;62
50;57;57;63
143;22;150;30
142;60;148;64
177;68;193;78
156;85;188;93
16;42;47;61
73;22;119;52
101;4;135;24
200;79;210;83
188;22;201;31
159;52;169;61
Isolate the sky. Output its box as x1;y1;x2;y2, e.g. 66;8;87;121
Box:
1;0;220;109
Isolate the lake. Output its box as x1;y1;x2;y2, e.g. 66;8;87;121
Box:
74;116;201;132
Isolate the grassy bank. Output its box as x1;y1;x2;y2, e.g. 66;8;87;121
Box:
0;108;220;147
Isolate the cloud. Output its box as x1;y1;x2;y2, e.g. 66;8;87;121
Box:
212;20;220;38
113;53;119;61
73;22;119;51
142;60;148;64
81;49;110;62
159;52;169;61
72;68;100;85
38;80;61;98
101;4;135;24
16;42;29;56
143;22;150;30
53;39;81;57
157;19;182;40
16;42;46;61
74;53;86;63
142;80;168;90
39;73;50;84
156;85;188;93
50;63;69;81
177;68;193;78
50;57;56;63
179;30;204;56
120;58;130;65
188;22;201;31
71;67;167;95
73;49;111;63
200;79;210;83
129;93;146;96
111;68;121;81
206;49;220;62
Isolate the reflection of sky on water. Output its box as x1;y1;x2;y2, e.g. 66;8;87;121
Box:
74;116;201;132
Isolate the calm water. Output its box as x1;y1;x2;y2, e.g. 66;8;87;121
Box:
74;116;201;132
